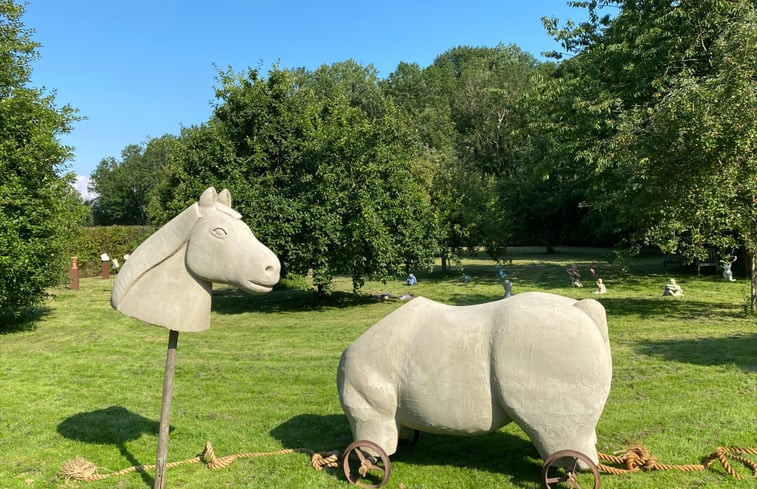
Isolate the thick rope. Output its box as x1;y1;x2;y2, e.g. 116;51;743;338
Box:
597;446;757;480
59;441;341;482
61;442;756;482
59;454;204;481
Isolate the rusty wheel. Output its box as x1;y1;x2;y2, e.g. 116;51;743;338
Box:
342;440;391;488
541;450;600;489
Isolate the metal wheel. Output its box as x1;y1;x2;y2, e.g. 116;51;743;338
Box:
342;440;392;488
541;450;600;489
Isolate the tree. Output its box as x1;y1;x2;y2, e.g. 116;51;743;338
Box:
385;45;541;264
154;62;437;294
507;57;624;251
0;0;83;321
89;136;179;225
145;126;238;225
549;0;757;310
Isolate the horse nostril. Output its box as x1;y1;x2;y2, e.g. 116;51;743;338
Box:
265;265;275;274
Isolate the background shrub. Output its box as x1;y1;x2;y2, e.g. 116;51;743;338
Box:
67;226;155;277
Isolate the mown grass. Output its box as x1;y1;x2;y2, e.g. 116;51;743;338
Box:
1;247;755;489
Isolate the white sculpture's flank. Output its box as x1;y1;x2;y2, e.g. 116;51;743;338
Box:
111;187;280;331
338;291;612;465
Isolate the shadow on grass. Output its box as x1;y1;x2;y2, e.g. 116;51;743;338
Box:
637;333;757;372
57;406;168;487
211;287;393;315
270;414;543;486
445;292;505;305
0;306;50;334
394;431;542;485
598;297;746;321
270;414;353;453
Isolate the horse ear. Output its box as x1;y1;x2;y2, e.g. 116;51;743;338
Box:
199;187;217;208
218;189;232;208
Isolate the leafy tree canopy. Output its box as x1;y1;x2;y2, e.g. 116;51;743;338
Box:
149;62;437;294
549;0;757;309
0;0;83;321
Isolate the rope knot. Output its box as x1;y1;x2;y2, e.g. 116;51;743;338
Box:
200;441;216;463
642;455;659;471
60;456;100;481
311;451;341;471
621;446;653;471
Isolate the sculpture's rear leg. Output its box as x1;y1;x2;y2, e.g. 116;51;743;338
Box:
338;360;400;456
346;409;400;457
516;413;600;466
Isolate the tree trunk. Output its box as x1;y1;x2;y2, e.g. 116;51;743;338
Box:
748;247;757;314
545;225;556;254
441;252;448;271
545;233;556;254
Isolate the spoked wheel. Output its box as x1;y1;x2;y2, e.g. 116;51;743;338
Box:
541;450;601;489
342;440;392;488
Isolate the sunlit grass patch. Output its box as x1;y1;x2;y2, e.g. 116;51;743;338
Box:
1;247;754;488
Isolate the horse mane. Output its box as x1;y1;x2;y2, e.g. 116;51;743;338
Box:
110;203;201;309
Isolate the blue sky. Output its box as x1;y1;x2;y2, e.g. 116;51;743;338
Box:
23;1;592;195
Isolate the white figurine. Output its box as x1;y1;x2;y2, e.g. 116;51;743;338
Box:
503;279;513;297
593;278;607;294
722;256;737;282
662;278;683;297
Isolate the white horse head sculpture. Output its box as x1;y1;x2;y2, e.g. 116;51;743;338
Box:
111;187;280;332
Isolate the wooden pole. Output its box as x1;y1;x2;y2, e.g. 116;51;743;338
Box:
70;257;79;290
154;329;179;489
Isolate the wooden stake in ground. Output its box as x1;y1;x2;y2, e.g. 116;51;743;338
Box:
154;330;179;489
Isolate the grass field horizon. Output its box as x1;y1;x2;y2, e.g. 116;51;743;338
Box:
1;246;755;488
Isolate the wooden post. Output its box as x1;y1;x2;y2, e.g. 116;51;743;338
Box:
749;248;757;314
154;329;179;489
70;257;79;290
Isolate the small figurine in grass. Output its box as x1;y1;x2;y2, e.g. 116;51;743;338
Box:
593;278;607;295
722;256;737;282
568;265;583;288
504;279;513;298
662;278;683;297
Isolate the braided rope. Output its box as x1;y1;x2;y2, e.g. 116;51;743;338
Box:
597;446;757;480
60;442;756;482
59;454;204;481
59;441;341;482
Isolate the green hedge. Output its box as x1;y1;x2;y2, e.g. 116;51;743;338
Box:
66;226;156;277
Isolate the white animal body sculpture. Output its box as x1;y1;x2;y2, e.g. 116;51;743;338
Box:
337;292;612;465
111;187;280;331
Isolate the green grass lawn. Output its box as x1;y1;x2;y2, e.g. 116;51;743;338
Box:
1;247;755;488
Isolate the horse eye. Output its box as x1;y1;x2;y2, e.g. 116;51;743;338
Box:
211;227;228;238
